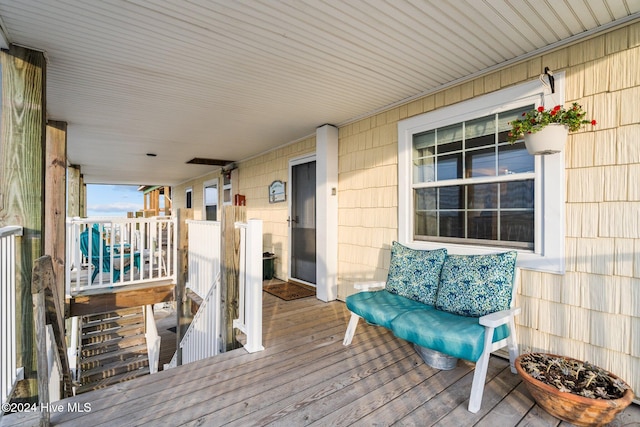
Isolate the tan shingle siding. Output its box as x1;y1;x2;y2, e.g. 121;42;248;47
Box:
569;36;605;66
590;311;631;353
566;167;605;203
617;124;640;163
599;202;640;238
594;128;618;166
603;165;628;201
618;277;640;316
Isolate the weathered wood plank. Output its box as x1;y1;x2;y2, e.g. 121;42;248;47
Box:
214;338;414;427
393;359;509;426
3;293;639;427
69;284;175;317
355;363;474;426
90;312;364;421
253;349;432;427
1;303;353;426
427;364;522;427
476;382;536;427
120;326;400;426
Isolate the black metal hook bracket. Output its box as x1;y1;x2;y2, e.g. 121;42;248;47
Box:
543;66;555;94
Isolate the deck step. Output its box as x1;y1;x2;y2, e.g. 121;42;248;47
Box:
80;343;148;370
77;306;150;394
82;313;145;333
81;334;147;356
81;322;145;344
83;306;142;323
76;366;150;394
81;355;149;384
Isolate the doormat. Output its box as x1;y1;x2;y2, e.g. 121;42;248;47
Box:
263;282;315;301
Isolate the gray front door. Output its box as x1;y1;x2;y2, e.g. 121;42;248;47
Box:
290;160;316;284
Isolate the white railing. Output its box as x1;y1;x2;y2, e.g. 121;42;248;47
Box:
144;305;160;374
165;219;263;368
178;272;222;365
166;220;222;368
186;220;221;299
67;316;81;383
66;217;177;296
1;225;24;407
233;219;264;353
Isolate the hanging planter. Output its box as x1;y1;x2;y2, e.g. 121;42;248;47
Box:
523;123;568;155
508;103;597;156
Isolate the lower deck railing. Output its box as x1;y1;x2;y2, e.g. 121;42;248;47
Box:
66;216;177;296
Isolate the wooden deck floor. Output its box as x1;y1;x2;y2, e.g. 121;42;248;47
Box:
3;293;639;426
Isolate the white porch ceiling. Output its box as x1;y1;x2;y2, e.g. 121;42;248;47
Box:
0;0;638;186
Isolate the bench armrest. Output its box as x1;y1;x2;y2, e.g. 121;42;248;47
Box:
479;307;521;328
354;281;386;292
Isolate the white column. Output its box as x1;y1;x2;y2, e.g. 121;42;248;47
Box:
315;124;339;302
244;219;264;352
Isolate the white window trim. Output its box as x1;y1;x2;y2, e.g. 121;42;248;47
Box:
398;73;565;274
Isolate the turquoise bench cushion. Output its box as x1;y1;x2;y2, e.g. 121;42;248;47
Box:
345;290;433;329
435;251;517;317
390;309;510;362
385;242;447;306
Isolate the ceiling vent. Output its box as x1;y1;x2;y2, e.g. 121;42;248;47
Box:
186;158;234;166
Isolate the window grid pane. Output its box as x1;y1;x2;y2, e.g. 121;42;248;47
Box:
412;106;535;249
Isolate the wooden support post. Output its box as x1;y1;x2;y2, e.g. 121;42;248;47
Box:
79;175;86;217
220;205;246;352
66;165;81;218
0;46;47;398
163;186;172;215
45;121;67;312
176;208;193;365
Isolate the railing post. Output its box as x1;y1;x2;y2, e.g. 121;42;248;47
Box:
67;316;80;383
144;305;161;374
244;219;264;353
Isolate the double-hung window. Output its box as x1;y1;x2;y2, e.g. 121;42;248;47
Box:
413;107;534;249
398;74;566;273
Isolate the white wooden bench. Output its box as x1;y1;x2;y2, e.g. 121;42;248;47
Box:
343;242;520;413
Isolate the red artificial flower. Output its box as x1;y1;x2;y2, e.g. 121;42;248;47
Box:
553;105;561;111
537;106;545;112
550;110;557;116
591;120;597;126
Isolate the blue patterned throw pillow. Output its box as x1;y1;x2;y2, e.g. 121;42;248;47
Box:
385;242;447;306
435;251;517;317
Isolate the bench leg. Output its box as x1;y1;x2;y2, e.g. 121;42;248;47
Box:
507;317;519;374
343;313;361;346
468;327;495;413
